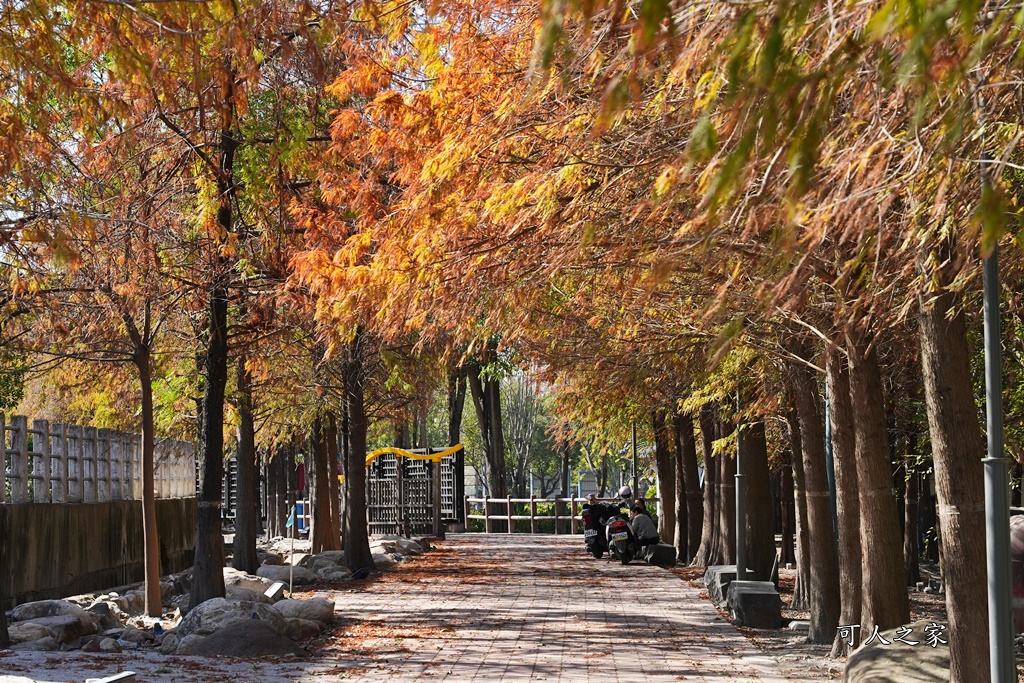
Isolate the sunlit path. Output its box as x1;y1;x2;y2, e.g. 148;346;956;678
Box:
309;533;791;682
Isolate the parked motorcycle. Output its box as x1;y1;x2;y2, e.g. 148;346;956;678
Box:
581;501;623;559
605;508;638;565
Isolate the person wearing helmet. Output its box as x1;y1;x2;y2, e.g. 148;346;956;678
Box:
618;485;632;508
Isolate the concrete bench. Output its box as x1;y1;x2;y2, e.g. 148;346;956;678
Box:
726;580;781;628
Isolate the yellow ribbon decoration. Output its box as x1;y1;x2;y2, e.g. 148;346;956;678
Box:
365;443;464;466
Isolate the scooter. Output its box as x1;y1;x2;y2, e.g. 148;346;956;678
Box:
605;509;638;565
581;501;623;559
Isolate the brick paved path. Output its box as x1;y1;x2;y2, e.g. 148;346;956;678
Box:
0;533;795;682
314;533;791;682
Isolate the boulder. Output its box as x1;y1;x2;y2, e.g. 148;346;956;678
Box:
271;598;335;623
224;567;276;593
159;633;180;654
176;598;288;639
175;634;204;654
843;620;948;682
25;615;94;644
184;619;306;658
7;622;51;644
371;552;397;568
370;538;423;555
311;550;346;564
10;636;57;651
10;599;90;623
284;618;322;641
257;565;317;585
259;551;285;566
117;626;153;644
225;587;272;604
81;636;102;652
86;601;124;631
317;568;352;583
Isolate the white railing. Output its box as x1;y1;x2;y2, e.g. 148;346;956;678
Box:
463;496;660;534
0;414;195;504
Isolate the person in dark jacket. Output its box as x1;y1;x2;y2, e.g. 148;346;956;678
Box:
629;501;659;560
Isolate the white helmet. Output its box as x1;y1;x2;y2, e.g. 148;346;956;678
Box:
618;485;632;498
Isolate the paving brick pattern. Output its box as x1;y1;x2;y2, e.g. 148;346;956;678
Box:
323;533;791;682
0;533;797;682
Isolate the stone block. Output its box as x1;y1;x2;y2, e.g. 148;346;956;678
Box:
646;543;677;567
704;565;738;606
726;580;782;629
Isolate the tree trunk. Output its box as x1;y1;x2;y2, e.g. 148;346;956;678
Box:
744;420;776;581
692;406;718;566
189;270;230;613
919;284;990;683
467;354;507;510
787;408;811;611
847;335;910;633
905;462;920;586
310;413;340;553
652;411;677;543
673;413;703;563
561;444;571;498
826;350;862;658
132;347;163;617
788;350;840;644
327;414;343;549
233;356;259;574
780;451;796;567
344;327;375;571
717;418;736;566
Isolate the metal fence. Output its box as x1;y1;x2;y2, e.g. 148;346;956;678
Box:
0;414;195;504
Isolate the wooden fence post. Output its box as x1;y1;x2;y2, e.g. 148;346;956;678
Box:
66;425;81;503
83;426;97;503
570;497;578;534
11;415;27;503
52;422;67;504
507;495;513;534
530;496;536;534
554;498;560;535
484;498;492;533
97;428;110;502
32;419;50;503
463;495;470;530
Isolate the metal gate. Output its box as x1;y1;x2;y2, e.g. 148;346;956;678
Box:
366;446;463;536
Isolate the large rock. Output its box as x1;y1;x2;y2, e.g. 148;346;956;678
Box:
370;538;423;555
256;565;317;585
371;552;397;568
271;598;335;623
85;601;124;631
184;620;306;658
10;636;57;651
224;567;276;593
317;567;352;583
176;598;288;639
10;600;90;623
7;622;51;644
843;620;949;682
25;615;95;644
284;618;322;641
225;587;272;604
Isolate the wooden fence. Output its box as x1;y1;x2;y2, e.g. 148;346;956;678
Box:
463;496;660;534
0;415;195;504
